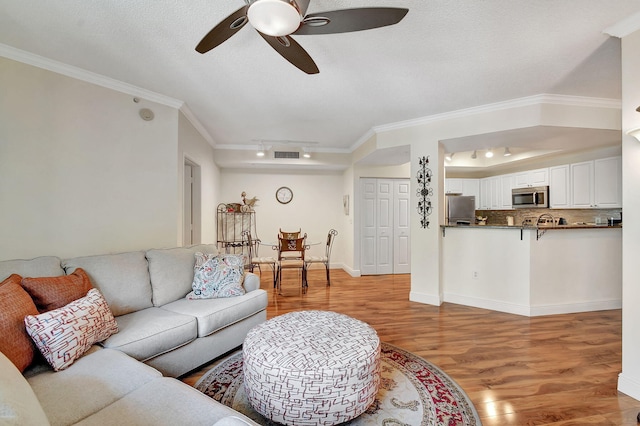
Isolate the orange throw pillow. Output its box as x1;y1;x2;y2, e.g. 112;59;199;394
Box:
0;274;39;371
21;268;93;313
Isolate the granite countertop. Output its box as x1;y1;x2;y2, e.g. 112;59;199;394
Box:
442;223;622;230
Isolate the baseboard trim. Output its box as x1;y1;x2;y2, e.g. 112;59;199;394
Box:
444;293;622;317
409;291;442;306
529;299;621;316
618;373;640;401
444;293;530;316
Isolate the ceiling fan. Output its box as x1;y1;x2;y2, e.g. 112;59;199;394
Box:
196;0;409;74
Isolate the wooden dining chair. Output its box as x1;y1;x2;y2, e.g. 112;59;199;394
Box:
242;230;277;287
279;228;301;239
276;233;308;294
305;229;338;286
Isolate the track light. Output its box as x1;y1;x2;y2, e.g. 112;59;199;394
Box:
471;150;477;159
302;147;311;158
503;147;511;157
445;152;454;161
485;149;494;158
257;143;265;157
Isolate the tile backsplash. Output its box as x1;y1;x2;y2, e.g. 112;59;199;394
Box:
476;208;622;226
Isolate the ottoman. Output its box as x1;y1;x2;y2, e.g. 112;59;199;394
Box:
243;310;381;426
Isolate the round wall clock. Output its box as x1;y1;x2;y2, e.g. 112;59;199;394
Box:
276;186;293;204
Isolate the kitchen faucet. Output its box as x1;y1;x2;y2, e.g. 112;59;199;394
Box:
537;213;555;227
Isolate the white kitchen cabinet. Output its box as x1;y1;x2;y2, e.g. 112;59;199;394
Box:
489;176;501;209
501;174;514;209
569;157;621;208
513;168;549;188
594;156;622;208
549;165;570;208
445;178;464;194
570;161;594;208
445;178;480;208
480;178;490;209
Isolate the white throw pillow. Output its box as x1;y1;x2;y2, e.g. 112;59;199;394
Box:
186;253;245;299
24;288;118;371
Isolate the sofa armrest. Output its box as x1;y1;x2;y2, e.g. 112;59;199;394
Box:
243;272;260;292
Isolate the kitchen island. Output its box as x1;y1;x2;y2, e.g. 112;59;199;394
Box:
441;224;622;316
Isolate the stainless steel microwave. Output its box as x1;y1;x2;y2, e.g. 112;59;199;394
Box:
512;186;549;208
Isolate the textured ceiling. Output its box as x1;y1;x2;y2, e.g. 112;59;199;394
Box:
1;0;639;167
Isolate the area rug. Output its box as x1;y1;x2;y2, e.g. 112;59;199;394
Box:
195;342;481;425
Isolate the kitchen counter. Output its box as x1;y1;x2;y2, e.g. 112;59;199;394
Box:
442;223;622;230
441;225;622;316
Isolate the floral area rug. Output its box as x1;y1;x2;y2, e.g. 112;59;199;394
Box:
195;342;481;425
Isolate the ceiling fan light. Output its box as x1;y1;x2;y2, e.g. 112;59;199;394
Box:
248;0;301;37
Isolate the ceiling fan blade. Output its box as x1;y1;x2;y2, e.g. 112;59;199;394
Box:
257;32;319;74
196;5;250;54
294;7;408;36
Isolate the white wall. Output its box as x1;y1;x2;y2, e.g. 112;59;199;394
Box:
0;57;181;259
178;113;220;246
618;28;640;400
218;170;345;265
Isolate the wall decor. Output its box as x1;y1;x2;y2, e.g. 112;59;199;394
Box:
416;156;433;229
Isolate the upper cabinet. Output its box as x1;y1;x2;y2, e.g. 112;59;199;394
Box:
593;156;622;208
548;165;571;208
446;178;480;209
513;168;549;188
550;156;621;209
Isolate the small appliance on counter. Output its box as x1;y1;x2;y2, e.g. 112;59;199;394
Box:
446;195;476;225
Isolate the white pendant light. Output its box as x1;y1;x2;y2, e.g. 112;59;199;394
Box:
247;0;301;37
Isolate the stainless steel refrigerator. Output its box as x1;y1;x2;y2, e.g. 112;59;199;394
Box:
446;195;476;225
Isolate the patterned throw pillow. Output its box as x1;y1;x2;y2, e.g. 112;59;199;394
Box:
21;268;93;313
24;288;118;371
0;274;39;372
186;253;245;299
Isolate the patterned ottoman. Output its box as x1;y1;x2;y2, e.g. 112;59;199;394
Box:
243;310;381;426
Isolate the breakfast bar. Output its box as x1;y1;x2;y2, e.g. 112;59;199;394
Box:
440;224;622;316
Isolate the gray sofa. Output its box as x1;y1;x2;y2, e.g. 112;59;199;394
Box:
0;244;267;425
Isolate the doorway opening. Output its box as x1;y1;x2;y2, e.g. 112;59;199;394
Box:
184;158;202;245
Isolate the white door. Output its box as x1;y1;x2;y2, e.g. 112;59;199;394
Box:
360;179;378;275
393;180;411;274
376;180;394;275
360;178;410;275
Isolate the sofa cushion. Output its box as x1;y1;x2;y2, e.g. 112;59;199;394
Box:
187;253;246;300
62;251;152;316
146;244;218;307
0;256;63;282
101;307;197;362
0;350;51;426
161;289;268;338
0;274;39;371
74;378;259;426
24;288;119;371
28;348;161;426
21;268;93;312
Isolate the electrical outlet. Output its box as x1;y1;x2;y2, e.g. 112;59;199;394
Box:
472;271;479;279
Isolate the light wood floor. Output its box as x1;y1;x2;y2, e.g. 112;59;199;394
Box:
182;269;640;425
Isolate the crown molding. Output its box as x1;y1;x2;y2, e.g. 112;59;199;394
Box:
374;94;620;134
179;104;216;146
0;43;183;109
603;11;640;38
